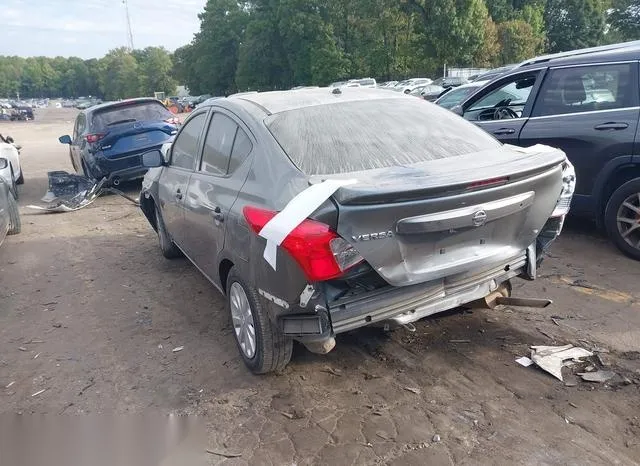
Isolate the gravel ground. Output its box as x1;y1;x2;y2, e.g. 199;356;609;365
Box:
0;108;639;465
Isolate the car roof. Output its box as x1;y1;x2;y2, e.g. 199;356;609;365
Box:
516;40;640;70
216;88;407;115
455;80;488;89
84;97;162;114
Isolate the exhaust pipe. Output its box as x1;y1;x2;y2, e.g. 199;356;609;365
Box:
470;280;553;309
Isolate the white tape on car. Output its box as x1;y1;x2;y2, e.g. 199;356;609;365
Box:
259;179;357;270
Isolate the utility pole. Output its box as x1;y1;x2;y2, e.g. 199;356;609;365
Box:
123;0;135;50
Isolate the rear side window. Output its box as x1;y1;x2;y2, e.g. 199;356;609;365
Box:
200;113;238;175
265;98;500;175
170;113;206;170
91;102;171;129
229;128;253;173
532;64;636;117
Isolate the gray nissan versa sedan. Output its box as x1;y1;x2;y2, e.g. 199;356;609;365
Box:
139;88;575;374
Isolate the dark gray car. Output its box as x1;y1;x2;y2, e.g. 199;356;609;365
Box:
140;88;574;374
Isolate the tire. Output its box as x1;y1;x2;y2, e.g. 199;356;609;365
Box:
16;168;23;185
604;178;640;260
70;150;78;173
9;165;18;200
155;204;181;259
226;267;293;374
7;190;20;235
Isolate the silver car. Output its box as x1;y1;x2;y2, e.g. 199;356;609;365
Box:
0;158;21;246
140;88;574;374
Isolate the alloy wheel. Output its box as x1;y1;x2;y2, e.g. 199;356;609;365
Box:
616;192;640;250
229;282;257;359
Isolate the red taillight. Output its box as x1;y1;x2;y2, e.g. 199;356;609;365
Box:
85;133;105;144
467;176;509;190
243;206;363;282
164;117;181;126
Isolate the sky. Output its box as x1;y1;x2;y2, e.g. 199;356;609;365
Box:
1;0;207;58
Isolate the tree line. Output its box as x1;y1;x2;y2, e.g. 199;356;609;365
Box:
2;0;640;100
0;47;176;100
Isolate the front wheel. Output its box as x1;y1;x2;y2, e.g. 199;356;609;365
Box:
9;166;18;200
605;178;640;260
226;267;292;374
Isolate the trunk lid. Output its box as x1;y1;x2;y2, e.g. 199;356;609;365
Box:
98;120;176;159
318;145;565;287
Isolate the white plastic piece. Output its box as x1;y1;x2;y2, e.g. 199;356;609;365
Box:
515;356;534;367
299;285;315;308
258;179;357;270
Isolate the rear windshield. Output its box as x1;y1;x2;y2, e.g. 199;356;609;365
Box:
92;102;170;129
265;98;500;175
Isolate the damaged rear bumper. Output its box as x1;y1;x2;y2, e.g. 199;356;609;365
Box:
328;253;527;333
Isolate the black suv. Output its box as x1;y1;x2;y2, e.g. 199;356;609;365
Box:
455;41;640;260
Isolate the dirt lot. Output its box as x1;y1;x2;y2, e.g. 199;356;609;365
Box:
1;108;639;465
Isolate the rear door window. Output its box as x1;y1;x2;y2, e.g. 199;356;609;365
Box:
170;112;206;170
229;127;253;173
200;113;238;175
531;63;637;117
92;102;171;129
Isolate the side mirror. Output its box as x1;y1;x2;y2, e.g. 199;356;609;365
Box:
59;135;72;145
0;158;7;170
161;139;173;163
5;136;14;144
141;150;164;168
450;105;464;116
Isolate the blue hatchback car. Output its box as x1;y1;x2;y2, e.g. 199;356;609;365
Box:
59;98;179;185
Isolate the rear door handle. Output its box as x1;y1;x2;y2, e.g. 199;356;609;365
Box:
493;128;515;135
175;189;183;200
212;206;224;222
594;122;629;131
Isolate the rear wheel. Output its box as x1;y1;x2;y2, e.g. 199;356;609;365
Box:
226;267;292;374
605;178;640;260
7;190;20;235
15;168;23;185
155;204;181;259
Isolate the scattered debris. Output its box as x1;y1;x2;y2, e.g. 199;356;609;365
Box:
404;386;421;395
569;402;578;408
578;370;616;383
33;353;40;359
31;389;46;397
449;339;471;343
280;411;294;419
157;344;163;350
52;323;62;328
5;381;15;389
78;378;95;396
363;372;382;380
530;345;593;381
432;434;441;443
515;356;534;367
537;328;553;339
172;346;184;353
320;367;342;377
205;449;242;458
18;347;27;352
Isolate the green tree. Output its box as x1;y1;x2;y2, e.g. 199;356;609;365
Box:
608;0;640;42
137;47;177;96
97;48;141;100
544;0;607;52
498;19;541;63
188;0;248;95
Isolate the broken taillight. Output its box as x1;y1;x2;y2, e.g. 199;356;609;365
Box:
243;206;363;281
85;133;105;144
